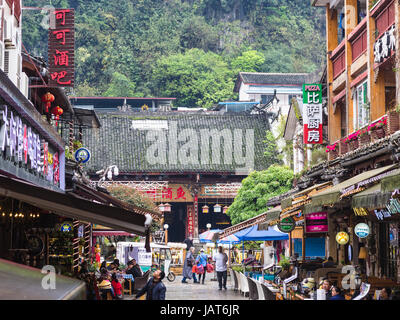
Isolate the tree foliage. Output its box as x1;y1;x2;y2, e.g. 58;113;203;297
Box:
264;130;283;168
226;166;294;225
22;0;325;107
152;49;234;108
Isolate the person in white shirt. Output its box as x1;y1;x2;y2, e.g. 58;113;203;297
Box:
213;246;228;290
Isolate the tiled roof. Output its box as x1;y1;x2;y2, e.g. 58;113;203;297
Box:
239;72;309;85
82;112;271;174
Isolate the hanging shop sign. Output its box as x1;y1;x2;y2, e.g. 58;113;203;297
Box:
386;198;400;215
374;24;395;64
293;210;303;221
354;223;370;238
186;205;195;239
0;105;61;188
303;84;323;144
375;209;393;220
305;212;328;233
353;207;369;216
48;8;75;87
74;147;91;163
60;222;73;232
336;231;349;245
278;217;296;233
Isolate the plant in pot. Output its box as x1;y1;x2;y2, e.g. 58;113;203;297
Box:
326;143;338;160
358;127;371;146
368;117;387;141
346;131;360;151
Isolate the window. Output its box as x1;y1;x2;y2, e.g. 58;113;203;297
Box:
261;95;274;104
354;81;369;129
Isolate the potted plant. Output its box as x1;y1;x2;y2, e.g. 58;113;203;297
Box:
387;107;400;134
346;131;360;151
369;117;387;141
326;143;339;160
358;127;371;146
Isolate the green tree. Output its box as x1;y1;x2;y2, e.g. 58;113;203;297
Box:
231;50;265;73
226;166;294;225
104;72;142;97
152;48;235;108
264;130;283;168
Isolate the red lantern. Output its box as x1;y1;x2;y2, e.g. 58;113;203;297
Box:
41;92;55;113
51;106;63;126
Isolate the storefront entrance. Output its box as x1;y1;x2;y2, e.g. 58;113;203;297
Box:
164;203;187;243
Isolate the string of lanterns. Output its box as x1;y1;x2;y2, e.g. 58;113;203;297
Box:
41;92;64;127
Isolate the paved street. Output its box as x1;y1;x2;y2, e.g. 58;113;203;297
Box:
163;275;247;300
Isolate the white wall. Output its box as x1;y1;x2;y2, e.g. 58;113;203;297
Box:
1;1;27;97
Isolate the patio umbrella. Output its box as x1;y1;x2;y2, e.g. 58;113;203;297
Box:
199;229;222;243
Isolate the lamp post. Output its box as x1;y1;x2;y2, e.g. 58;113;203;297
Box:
164;224;169;245
206;223;212;231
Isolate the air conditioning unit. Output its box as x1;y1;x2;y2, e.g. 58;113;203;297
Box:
4;18;16;49
4;49;18;85
20;72;30;98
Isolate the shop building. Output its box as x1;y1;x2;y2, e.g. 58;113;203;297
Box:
78;106;271;243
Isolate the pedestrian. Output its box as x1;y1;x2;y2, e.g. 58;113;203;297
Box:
379;287;392;300
330;286;345;300
183;237;194;250
182;247;197;283
111;273;123;300
320;279;332;300
126;259;143;278
134;269;166;300
196;248;208;284
213;246;228;290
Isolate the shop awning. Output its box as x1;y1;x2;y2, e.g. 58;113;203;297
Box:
0;175;147;235
352;183;392;209
0;258;85;300
281;181;332;209
381;169;400;193
92;231;135;237
309;164;397;207
258;206;281;230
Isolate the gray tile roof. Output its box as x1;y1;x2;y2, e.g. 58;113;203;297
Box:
82;112;271;174
239;72;309;86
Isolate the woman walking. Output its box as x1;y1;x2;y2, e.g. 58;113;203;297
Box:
196;249;208;284
182;247;197;283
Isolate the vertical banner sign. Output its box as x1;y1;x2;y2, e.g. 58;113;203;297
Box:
303;84;323;144
193;194;199;238
48;9;74;87
186;205;195;239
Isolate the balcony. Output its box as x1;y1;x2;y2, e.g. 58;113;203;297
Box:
326;110;400;160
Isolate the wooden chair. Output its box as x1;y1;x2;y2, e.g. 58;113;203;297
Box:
123;279;133;296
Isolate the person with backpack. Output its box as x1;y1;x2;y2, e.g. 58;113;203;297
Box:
182;247;197;283
213;246;228;290
196;248;208;284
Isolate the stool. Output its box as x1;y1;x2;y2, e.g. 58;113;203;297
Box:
124;279;133;296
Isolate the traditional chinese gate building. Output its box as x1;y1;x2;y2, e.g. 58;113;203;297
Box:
79;107;271;242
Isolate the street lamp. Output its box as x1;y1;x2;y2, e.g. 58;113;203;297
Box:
206;223;211;231
164;224;169;244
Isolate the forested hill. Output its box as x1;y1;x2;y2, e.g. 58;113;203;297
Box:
22;0;326;108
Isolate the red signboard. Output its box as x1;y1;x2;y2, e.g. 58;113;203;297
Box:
48;9;74;87
186;205;195;239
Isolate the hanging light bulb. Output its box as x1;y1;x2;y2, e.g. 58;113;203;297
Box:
107;169;113;180
113;166;119;176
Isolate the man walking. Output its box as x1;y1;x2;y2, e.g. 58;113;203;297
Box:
213;246;228;290
134;269;166;300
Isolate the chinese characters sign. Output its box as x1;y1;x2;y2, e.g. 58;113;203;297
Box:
374;25;395;64
186;205;195;239
48;9;74;87
303;84;323;144
146;184;193;202
0;105;60;188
